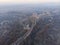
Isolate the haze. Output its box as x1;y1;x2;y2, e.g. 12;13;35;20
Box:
0;0;60;4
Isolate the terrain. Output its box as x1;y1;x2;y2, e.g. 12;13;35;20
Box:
0;4;60;45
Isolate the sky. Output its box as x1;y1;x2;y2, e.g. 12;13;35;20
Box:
0;0;60;4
